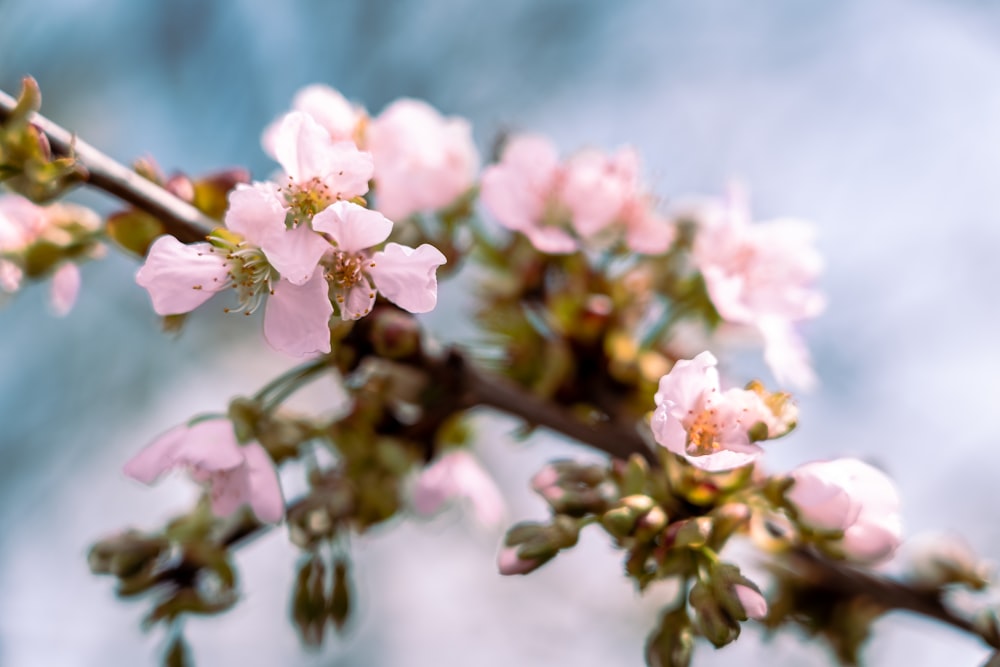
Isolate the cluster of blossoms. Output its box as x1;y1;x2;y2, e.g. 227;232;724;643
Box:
0;193;100;315
651;350;901;563
480;133;674;255
137;107;454;357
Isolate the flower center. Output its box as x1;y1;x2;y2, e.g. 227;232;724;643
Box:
279;176;336;226
326;250;371;289
686;408;722;456
209;232;277;315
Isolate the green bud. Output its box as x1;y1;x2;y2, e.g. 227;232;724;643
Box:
292;557;328;647
227;397;261;444
689;581;740;648
618;454;650;496
645;607;694;667
601;505;640;539
671;517;713;550
708;503;752;551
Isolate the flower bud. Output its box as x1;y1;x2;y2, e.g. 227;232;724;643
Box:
688;581;740;648
708;503;752;551
645;607;694;667
497;546;543;576
669;517;714;550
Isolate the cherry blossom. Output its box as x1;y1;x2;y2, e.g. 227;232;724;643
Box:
481;133;673;254
0;194;97;316
124;418;285;523
311;201;446;320
650;351;775;471
734;584;768;620
411;450;505;527
367;98;480;220
262;84;363;156
136;234;333;357
269;110;374;220
690;186;824;390
786;458;902;564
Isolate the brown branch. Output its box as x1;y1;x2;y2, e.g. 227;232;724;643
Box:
13;82;997;656
0;87;213;243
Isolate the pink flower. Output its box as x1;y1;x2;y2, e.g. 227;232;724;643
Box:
262;84;363;155
367;98;479;220
124;418;285;523
136;234;333;357
311;201;446;320
480;134;573;253
786;458;902;564
650;351;773;471
690;186;824;390
270;111;374;217
481;134;673;255
0;194;97;316
411;450;505;527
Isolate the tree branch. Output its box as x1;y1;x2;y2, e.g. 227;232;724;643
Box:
0;87;213;243
11;84;997;656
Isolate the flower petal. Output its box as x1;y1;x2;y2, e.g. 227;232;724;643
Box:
136;236;230;315
224;183;287;248
49;262;81;316
208;466;252;518
340;281;377;320
369;243;446;313
262;223;331;286
312;201;392;253
123;423;190;484
175;419;246;471
263;269;334;356
242;442;285;523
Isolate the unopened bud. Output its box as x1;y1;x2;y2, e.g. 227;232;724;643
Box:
670;517;713;550
689;581;740;648
497;546;544;575
708;503;752;550
370;308;422;360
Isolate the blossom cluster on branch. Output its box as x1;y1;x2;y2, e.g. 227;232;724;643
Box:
1;76;998;667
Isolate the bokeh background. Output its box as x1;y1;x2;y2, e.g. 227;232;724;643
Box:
2;1;1000;665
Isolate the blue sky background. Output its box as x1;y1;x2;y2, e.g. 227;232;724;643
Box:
2;1;1000;665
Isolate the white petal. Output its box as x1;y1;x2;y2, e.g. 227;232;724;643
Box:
312;201;392;253
135;236;230;315
263;270;334;356
49;263;81;316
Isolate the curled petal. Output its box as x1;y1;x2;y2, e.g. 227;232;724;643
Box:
49;262;80;316
369;243;446;314
312;201;392;254
123;423;190;484
136;236;230;315
654;351;720;414
263;269;333;356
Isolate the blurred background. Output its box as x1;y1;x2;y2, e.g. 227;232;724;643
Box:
2;0;1000;665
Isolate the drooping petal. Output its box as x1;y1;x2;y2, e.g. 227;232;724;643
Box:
369;242;446;314
208;466;252;518
123;423;190;484
312;201;392;253
263;269;334;356
340;281;377;320
49;262;80;316
136;236;231;315
242;442;285;523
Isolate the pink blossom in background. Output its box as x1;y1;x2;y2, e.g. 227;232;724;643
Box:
690;186;825;390
481;133;673;254
411;450;505;527
0;194;98;316
124;418;285;523
650;351;773;471
786;457;902;564
261;84;363;156
311;201;446;320
367;98;480;220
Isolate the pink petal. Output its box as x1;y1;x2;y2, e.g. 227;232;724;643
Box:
522;226;579;254
340;281;377;320
480;134;559;235
681;446;762;472
272;112;373;199
262;85;360;157
136;236;230;315
174;419;246;471
759;318;818;391
787;463;859;532
412;451;504;527
369;243;446;313
123;423;190;484
49;262;80;316
624;205;675;255
224;183;287;249
242;442;285;523
312;201;392;253
261;223;331;286
263;270;333;356
208;466;252;518
734;584;768;620
842;517;902;564
0;260;22;293
497;546;541;576
654;351;720;415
